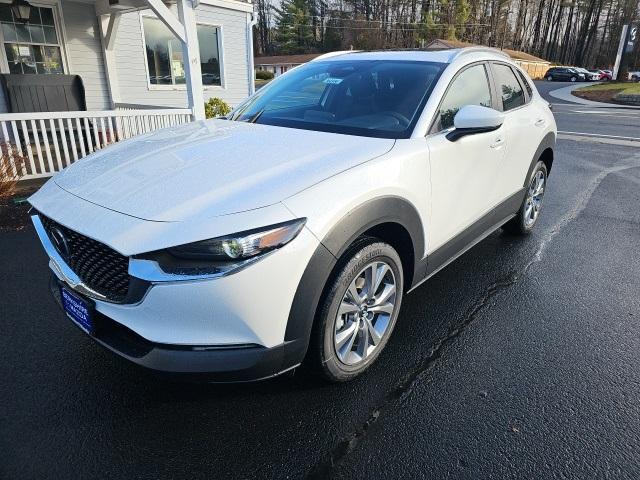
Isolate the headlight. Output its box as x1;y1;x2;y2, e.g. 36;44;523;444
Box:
168;218;306;261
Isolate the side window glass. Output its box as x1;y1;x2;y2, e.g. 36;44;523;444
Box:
493;63;525;111
437;64;492;131
517;70;533;99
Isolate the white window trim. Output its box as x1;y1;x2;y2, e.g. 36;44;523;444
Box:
0;0;71;75
139;11;226;92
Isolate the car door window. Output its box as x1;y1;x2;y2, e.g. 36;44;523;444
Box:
435;64;492;131
493;63;526;111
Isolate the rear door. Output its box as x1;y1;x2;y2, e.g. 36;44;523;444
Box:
425;62;507;251
488;62;542;200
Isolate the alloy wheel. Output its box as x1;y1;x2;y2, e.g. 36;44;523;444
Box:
524;170;545;228
333;261;397;365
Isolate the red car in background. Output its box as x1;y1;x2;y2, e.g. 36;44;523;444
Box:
588;69;612;81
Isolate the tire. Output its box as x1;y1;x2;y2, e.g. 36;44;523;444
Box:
503;161;548;235
546;75;553;81
308;238;404;382
602;76;610;82
570;76;577;82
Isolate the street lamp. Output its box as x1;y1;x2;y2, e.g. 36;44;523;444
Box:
10;0;32;23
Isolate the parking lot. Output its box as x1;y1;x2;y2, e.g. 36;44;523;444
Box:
2;82;640;479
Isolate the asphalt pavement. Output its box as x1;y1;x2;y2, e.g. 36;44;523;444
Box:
2;84;640;479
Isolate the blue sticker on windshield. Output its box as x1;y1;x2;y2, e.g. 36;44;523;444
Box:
323;78;343;85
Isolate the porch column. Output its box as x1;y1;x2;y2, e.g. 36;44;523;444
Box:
177;0;205;120
98;13;122;108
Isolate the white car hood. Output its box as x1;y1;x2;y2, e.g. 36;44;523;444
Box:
53;119;395;222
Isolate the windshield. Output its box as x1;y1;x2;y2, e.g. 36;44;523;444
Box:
229;60;446;139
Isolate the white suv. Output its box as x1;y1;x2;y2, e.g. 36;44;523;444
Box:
30;48;556;382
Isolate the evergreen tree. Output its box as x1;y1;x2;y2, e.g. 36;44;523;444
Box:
274;0;317;54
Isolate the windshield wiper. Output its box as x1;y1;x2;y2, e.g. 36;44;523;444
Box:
246;108;265;124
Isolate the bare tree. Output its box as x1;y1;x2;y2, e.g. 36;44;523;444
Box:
257;0;640;70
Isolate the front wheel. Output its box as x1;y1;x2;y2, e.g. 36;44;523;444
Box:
546;75;553;81
308;239;404;382
570;76;577;82
503;161;548;235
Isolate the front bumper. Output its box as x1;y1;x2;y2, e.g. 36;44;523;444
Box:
51;276;301;381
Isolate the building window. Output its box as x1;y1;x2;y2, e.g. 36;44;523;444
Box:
0;4;63;74
142;16;221;87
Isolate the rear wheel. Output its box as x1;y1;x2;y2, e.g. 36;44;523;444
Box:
570;76;577;82
546;75;553;81
503;161;548;235
308;238;404;382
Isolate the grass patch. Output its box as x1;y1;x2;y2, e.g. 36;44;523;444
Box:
572;82;640;105
574;82;640;94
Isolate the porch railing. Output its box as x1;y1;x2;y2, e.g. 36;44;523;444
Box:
0;108;193;180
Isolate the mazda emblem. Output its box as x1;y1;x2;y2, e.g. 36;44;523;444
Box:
50;226;71;260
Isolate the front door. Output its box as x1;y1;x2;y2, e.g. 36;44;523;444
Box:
426;62;506;252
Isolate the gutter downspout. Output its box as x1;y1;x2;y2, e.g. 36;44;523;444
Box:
247;10;257;96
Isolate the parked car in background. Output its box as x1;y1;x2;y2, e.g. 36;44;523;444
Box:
29;48;557;383
544;67;585;82
629;70;640;82
574;67;599;81
590;69;612;81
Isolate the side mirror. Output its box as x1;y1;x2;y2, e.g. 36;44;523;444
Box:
446;105;505;142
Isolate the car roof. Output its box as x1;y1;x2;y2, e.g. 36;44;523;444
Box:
311;48;511;65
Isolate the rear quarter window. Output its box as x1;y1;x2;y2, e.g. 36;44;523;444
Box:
516;70;533;98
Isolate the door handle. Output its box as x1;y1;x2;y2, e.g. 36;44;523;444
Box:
535;119;546;127
490;137;504;149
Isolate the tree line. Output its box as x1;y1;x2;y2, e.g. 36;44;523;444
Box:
254;0;640;69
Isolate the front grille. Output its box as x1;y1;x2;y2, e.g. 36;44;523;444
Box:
40;214;130;302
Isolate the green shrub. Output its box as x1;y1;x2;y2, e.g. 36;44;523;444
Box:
204;97;231;119
256;70;275;80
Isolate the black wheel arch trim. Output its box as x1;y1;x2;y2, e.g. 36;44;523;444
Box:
319;196;425;268
525;131;555;187
283;196;426;365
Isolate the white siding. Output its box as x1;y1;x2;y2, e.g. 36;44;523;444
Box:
113;5;250;108
61;1;111;110
0;1;250;113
